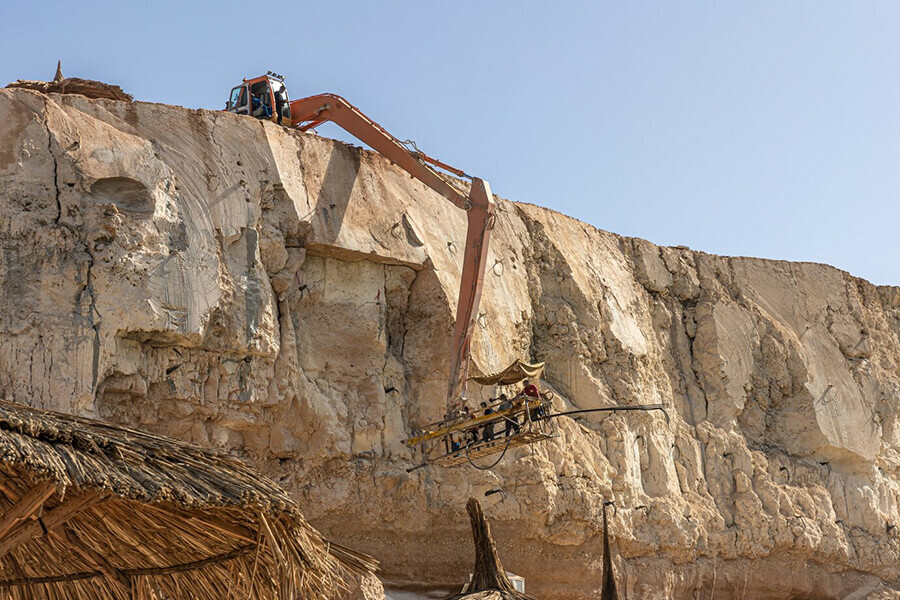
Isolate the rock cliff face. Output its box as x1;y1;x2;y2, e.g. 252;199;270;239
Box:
2;88;900;599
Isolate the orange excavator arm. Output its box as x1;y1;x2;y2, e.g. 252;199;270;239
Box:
289;94;495;407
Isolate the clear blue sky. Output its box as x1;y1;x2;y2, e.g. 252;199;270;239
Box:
3;2;899;285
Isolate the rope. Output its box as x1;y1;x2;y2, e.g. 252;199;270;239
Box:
464;432;514;471
463;407;527;471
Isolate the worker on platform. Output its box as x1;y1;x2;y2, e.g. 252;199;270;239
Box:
444;402;467;425
443;403;459;424
252;95;271;119
461;406;478;445
498;394;520;437
481;401;495;442
522;378;546;418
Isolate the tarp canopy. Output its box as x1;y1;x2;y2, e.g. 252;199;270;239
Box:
470;360;545;387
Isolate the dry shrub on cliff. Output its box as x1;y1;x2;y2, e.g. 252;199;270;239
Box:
0;400;375;599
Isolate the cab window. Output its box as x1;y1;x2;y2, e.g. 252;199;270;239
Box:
250;82;269;104
228;86;241;109
270;80;290;120
249;81;273;118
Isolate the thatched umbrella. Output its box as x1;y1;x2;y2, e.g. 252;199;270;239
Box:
0;400;375;599
450;499;621;600
448;498;533;600
600;502;619;600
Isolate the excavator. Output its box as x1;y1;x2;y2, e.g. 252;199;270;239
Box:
225;72;668;470
226;72;491;406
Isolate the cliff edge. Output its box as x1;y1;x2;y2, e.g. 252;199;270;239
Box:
1;88;899;599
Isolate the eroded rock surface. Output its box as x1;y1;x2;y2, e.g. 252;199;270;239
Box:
2;88;900;599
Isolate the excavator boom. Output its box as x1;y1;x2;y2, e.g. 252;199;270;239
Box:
288;93;495;406
291;94;472;209
224;78;670;471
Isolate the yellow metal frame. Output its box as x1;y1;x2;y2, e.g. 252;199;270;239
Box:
432;430;554;468
402;397;546;448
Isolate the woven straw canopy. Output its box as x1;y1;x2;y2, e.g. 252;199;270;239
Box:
0;401;374;599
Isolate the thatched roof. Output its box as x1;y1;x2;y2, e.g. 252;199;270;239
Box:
0;400;375;599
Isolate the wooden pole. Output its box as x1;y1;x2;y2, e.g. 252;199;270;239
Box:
600;503;618;600
465;498;517;595
0;491;104;559
0;482;55;540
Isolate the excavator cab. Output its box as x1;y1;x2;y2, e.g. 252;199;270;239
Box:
225;72;290;125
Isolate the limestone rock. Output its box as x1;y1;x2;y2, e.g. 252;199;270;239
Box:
1;87;900;599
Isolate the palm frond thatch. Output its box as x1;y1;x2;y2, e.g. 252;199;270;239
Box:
0;400;376;599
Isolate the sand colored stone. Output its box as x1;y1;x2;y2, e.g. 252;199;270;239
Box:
1;87;900;599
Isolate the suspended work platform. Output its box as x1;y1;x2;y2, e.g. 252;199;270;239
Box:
404;360;555;470
403;360;670;471
403;395;556;470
